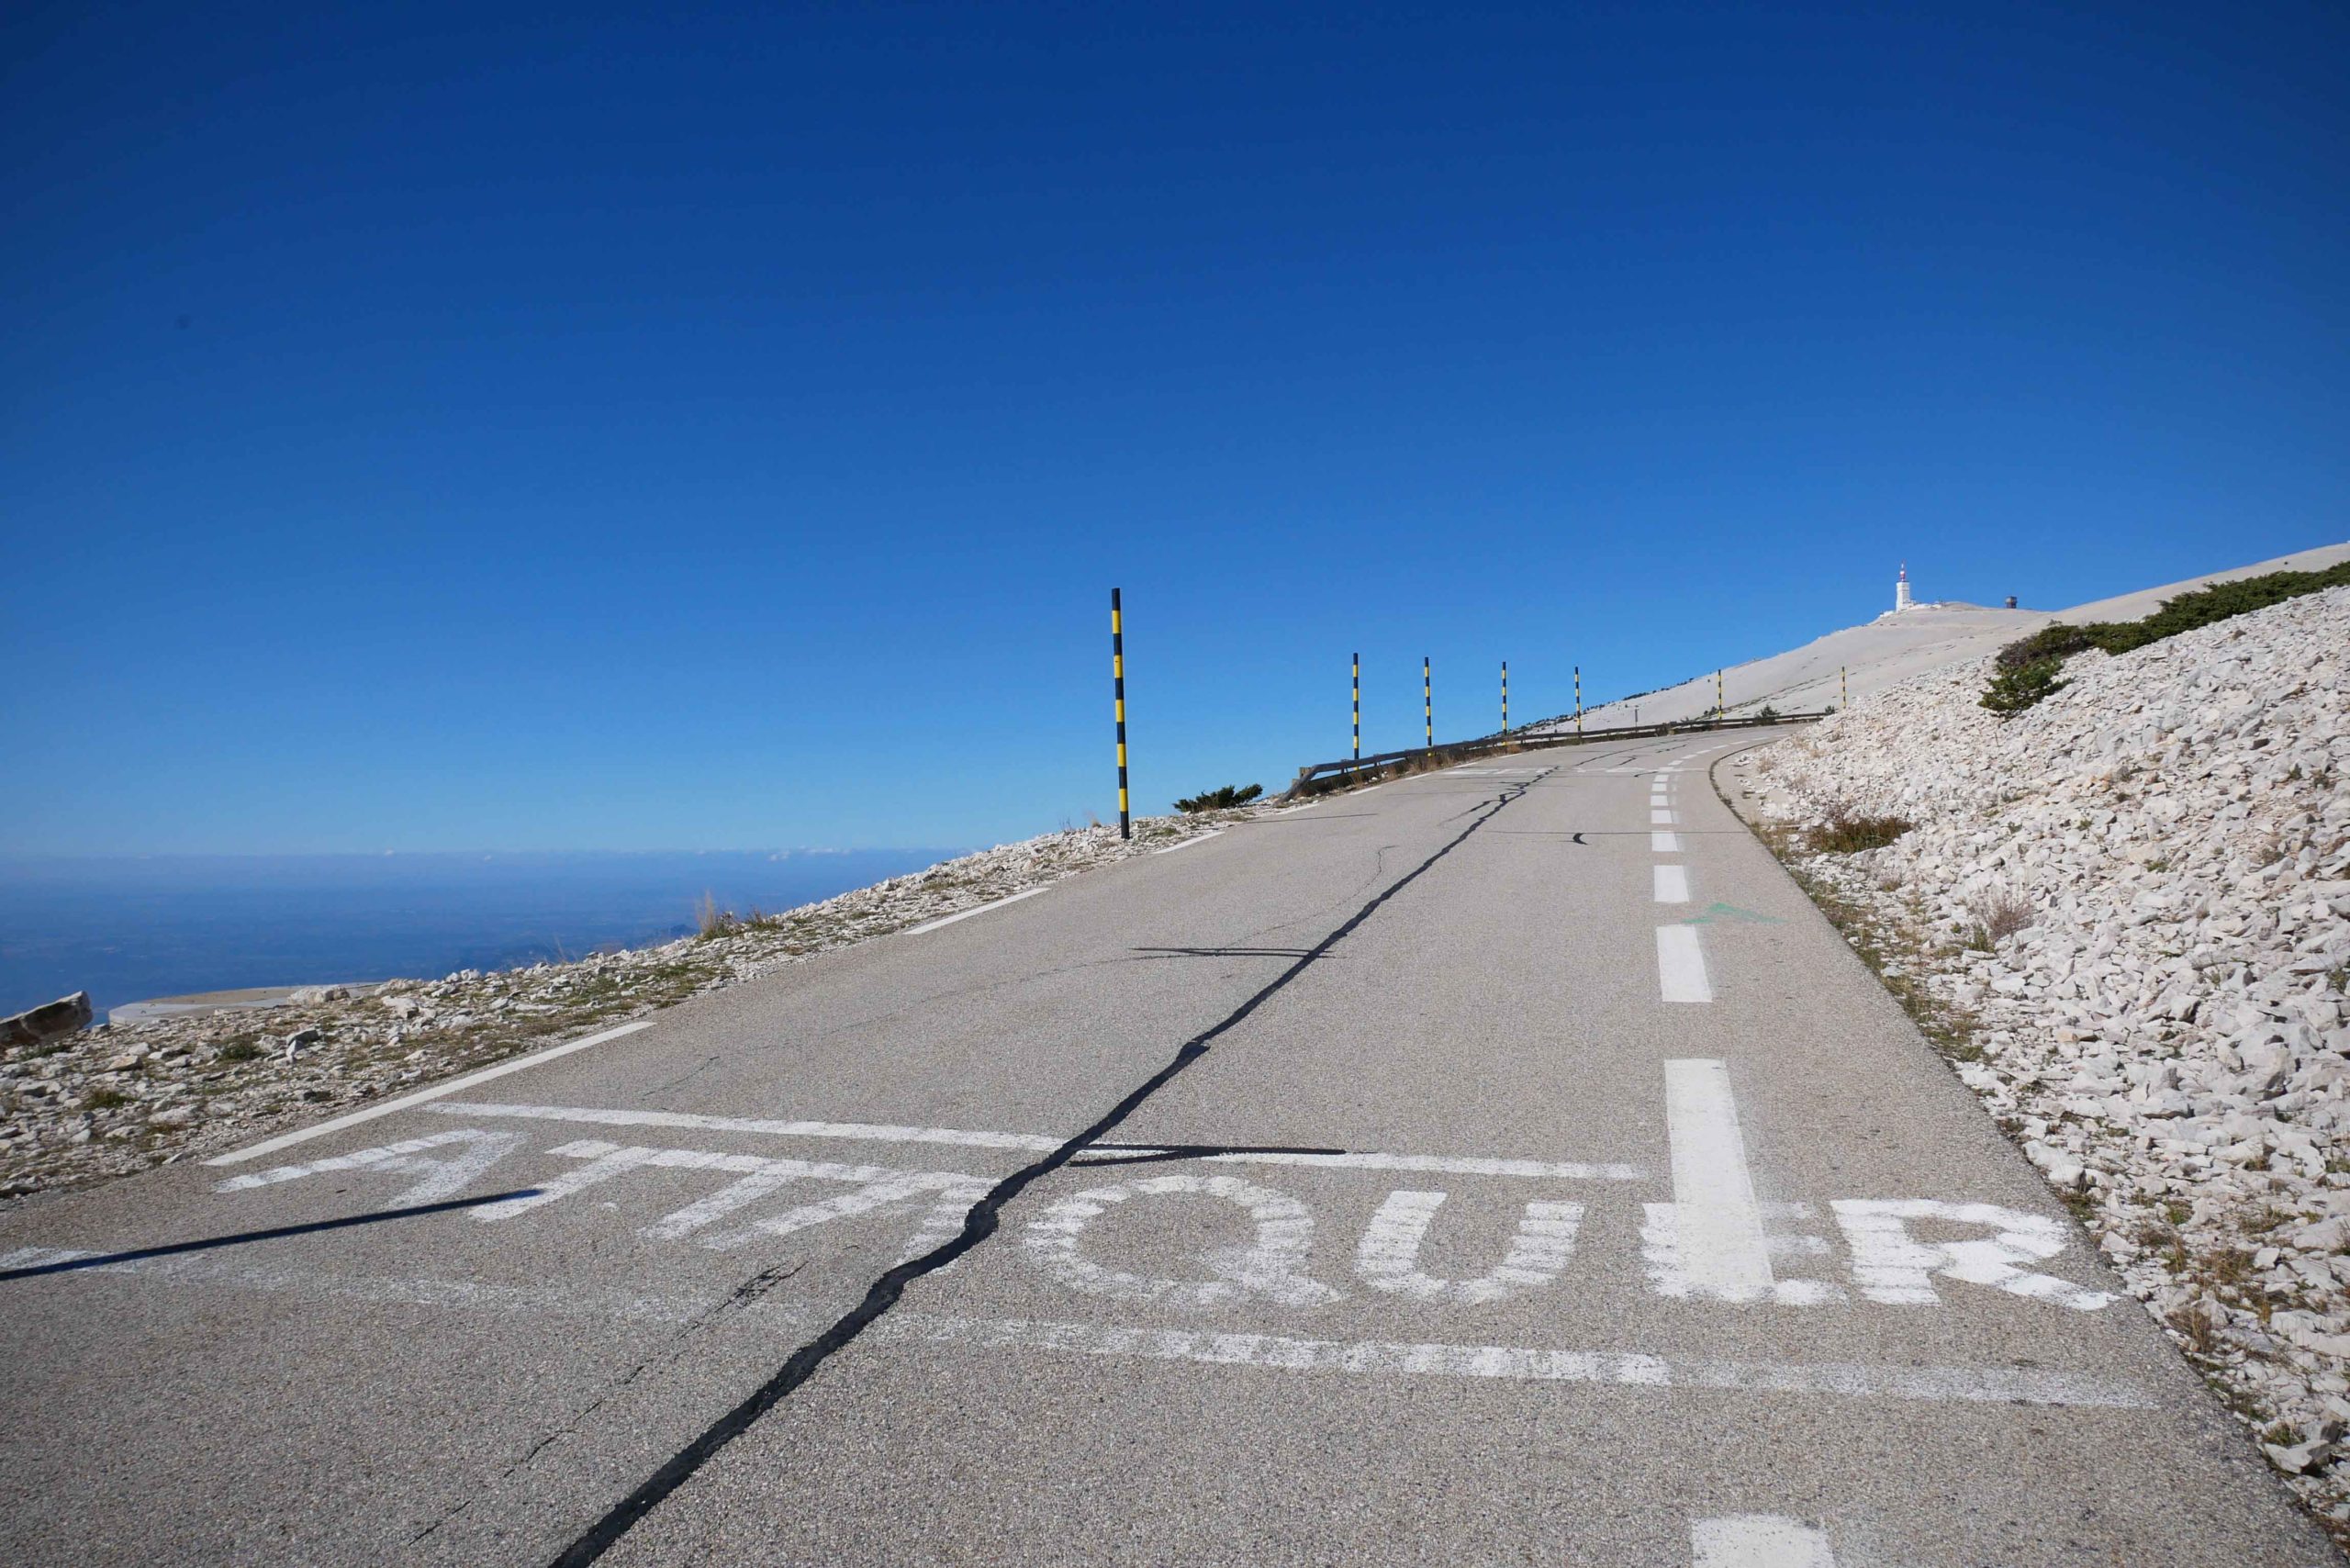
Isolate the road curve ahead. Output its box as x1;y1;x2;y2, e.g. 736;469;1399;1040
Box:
1;728;2330;1566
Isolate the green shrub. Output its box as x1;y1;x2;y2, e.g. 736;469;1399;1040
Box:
1981;659;2069;713
1174;783;1263;812
1982;562;2350;711
218;1038;263;1063
1992;623;2097;671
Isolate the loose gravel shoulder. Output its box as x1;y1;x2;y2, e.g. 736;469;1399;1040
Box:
0;810;1255;1206
1736;584;2350;1530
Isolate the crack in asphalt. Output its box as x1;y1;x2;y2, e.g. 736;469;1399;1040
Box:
411;1258;809;1549
543;772;1540;1566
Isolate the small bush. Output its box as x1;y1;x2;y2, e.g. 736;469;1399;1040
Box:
1964;888;2034;949
1174;783;1263;812
1981;659;2068;713
218;1038;263;1063
84;1088;131;1111
1806;809;1913;854
1992;624;2098;672
1756;704;1780;720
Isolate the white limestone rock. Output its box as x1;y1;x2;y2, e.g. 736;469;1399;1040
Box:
1748;582;2350;1523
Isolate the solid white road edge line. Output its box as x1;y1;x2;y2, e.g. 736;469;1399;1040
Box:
1153;830;1222;855
424;1102;1648;1180
884;1314;2152;1406
902;886;1048;935
1656;924;1712;1004
203;1020;655;1168
1654;865;1691;903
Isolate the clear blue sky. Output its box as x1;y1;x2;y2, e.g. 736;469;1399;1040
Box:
5;2;2344;854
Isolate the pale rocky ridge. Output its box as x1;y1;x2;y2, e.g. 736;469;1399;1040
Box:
1735;583;2350;1527
1538;540;2350;731
0;810;1255;1204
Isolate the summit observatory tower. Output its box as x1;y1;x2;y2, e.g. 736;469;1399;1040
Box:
1894;563;1913;613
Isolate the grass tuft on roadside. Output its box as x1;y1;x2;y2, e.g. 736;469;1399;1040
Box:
1802;808;1913;855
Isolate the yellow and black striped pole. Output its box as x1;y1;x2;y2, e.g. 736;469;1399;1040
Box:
1111;588;1130;840
1574;665;1583;734
1716;667;1724;718
1351;653;1360;763
1423;656;1433;752
1500;660;1508;734
1841;665;1849;711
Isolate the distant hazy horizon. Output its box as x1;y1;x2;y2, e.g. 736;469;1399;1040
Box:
0;848;965;1017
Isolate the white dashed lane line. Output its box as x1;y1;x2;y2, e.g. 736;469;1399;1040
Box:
1654;865;1691;904
1655;1060;1774;1298
1692;1515;1837;1567
1656;924;1712;1003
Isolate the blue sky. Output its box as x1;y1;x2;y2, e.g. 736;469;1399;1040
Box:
5;2;2344;854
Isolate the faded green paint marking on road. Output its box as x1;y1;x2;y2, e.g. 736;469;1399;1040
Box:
1678;902;1783;925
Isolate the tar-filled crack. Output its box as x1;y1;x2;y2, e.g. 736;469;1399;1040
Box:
543;774;1538;1567
642;1050;726;1099
411;1258;808;1548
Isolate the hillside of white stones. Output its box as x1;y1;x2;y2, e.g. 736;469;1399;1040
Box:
1738;584;2350;1528
0;809;1254;1205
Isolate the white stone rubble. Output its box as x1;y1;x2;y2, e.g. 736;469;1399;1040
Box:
1737;584;2350;1529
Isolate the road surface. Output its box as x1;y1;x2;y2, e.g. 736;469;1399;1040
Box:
1;728;2330;1565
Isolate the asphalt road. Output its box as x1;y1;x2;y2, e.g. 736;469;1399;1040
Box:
2;728;2333;1566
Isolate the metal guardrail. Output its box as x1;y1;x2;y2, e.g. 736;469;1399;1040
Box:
1287;711;1829;794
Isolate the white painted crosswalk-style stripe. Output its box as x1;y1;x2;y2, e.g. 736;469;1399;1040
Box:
433;1103;1062;1150
1691;1515;1837;1567
0;1245;744;1323
887;1314;2151;1406
1654;865;1691;903
1656;925;1712;1003
425;1103;1647;1181
201;1020;655;1168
